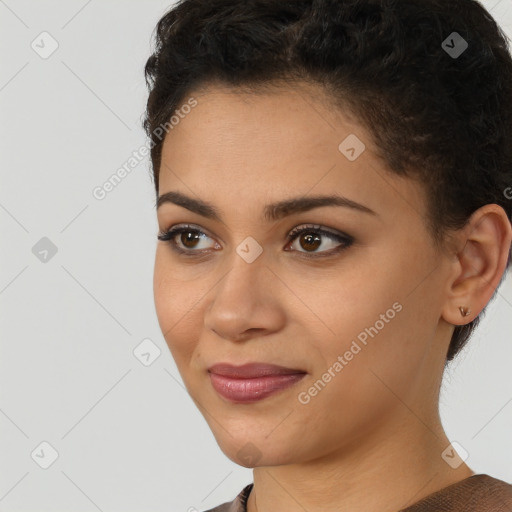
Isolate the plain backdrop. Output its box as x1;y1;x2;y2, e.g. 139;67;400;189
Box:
0;1;511;511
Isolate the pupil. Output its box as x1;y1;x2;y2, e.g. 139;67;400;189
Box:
301;233;321;251
182;231;199;248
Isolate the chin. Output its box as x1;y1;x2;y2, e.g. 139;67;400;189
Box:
211;429;299;468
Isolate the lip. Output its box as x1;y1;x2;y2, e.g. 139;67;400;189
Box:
208;363;307;403
208;362;306;378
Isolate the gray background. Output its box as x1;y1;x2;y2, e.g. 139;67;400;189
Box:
0;1;511;511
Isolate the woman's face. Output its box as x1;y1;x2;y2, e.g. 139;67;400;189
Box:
154;83;455;466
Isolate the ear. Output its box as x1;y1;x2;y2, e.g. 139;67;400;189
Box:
441;204;512;326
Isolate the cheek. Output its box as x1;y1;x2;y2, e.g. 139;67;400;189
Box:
153;251;204;363
153;250;201;323
153;251;173;332
295;301;430;443
312;251;437;391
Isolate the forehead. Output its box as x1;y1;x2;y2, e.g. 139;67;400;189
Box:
160;83;368;186
162;82;362;161
158;83;428;226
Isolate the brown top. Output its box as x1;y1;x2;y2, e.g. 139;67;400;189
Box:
204;474;512;512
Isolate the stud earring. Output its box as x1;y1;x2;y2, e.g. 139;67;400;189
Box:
459;306;471;317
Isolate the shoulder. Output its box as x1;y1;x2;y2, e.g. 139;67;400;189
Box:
202;483;253;512
469;475;512;511
400;474;512;512
200;476;512;512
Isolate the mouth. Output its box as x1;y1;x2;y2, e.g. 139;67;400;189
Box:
208;362;307;403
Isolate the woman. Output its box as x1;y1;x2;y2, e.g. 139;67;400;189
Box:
143;0;512;510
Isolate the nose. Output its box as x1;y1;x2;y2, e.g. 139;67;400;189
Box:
203;259;286;343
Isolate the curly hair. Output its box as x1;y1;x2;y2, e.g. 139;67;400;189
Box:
143;0;512;362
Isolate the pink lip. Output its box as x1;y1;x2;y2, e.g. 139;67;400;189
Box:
208;363;307;403
208;362;306;378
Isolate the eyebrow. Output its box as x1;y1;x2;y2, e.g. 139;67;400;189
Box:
156;190;377;222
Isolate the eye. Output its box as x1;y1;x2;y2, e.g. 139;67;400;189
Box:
157;224;219;254
157;223;354;258
284;224;354;257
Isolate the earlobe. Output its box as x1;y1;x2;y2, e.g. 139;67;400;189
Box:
443;304;473;327
441;204;512;327
459;306;471;318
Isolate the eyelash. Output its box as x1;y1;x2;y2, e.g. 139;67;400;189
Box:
157;223;354;259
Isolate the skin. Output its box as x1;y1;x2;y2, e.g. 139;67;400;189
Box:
153;82;512;512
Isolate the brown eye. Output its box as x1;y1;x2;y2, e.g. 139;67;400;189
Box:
179;230;202;249
285;225;354;257
158;223;354;258
157;225;218;253
298;232;322;252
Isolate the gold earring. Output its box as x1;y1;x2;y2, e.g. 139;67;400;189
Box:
459;306;471;317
